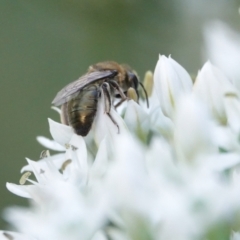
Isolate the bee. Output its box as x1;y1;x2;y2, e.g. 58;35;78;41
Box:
52;61;149;136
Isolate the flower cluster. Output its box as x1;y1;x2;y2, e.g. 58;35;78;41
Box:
2;53;240;240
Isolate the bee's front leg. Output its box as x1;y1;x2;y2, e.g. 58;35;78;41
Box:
102;82;120;133
108;80;129;109
114;87;139;109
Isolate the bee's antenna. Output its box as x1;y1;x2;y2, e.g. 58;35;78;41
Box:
138;81;149;108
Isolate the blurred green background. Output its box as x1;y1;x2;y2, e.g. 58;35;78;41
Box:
0;0;239;229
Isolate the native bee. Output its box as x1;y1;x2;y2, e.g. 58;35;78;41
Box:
52;61;149;136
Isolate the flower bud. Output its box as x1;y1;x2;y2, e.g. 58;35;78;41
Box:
193;62;239;124
153;55;193;119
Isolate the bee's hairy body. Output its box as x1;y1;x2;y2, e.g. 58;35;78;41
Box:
52;61;149;136
61;83;101;136
88;61;133;92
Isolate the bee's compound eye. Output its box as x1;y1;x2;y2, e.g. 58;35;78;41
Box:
127;71;138;89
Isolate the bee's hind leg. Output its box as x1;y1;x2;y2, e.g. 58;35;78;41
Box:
102;82;120;133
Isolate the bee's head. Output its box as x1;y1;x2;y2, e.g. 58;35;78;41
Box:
127;71;139;90
127;71;149;108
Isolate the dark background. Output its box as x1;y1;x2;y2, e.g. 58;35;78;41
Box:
0;0;239;229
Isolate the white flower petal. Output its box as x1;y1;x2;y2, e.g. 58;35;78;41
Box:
36;136;65;151
5;181;110;240
6;183;33;198
48;118;73;146
204;21;240;91
92;89;128;146
193;61;239;123
104;228;128;240
25;158;63;184
207;153;240;172
213;126;240;152
149;107;174;138
224;96;240;134
174;94;217;163
153;55;193;119
106;134;150;213
67;134;89;185
146;136;176;178
231;231;240;240
144;87;161;113
90;137;111;180
91;231;107;240
21;153;66;173
124;100;149;137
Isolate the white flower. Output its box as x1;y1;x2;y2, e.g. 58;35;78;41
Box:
193;61;239;123
6;121;113;240
124;100;150;141
173;94;217;163
153;55;193;119
203;21;240;91
91;87;128;146
3;54;240;240
232;232;240;240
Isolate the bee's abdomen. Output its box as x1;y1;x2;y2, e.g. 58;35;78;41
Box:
67;85;99;136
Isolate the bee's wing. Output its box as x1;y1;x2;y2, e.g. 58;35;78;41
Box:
52;70;117;106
